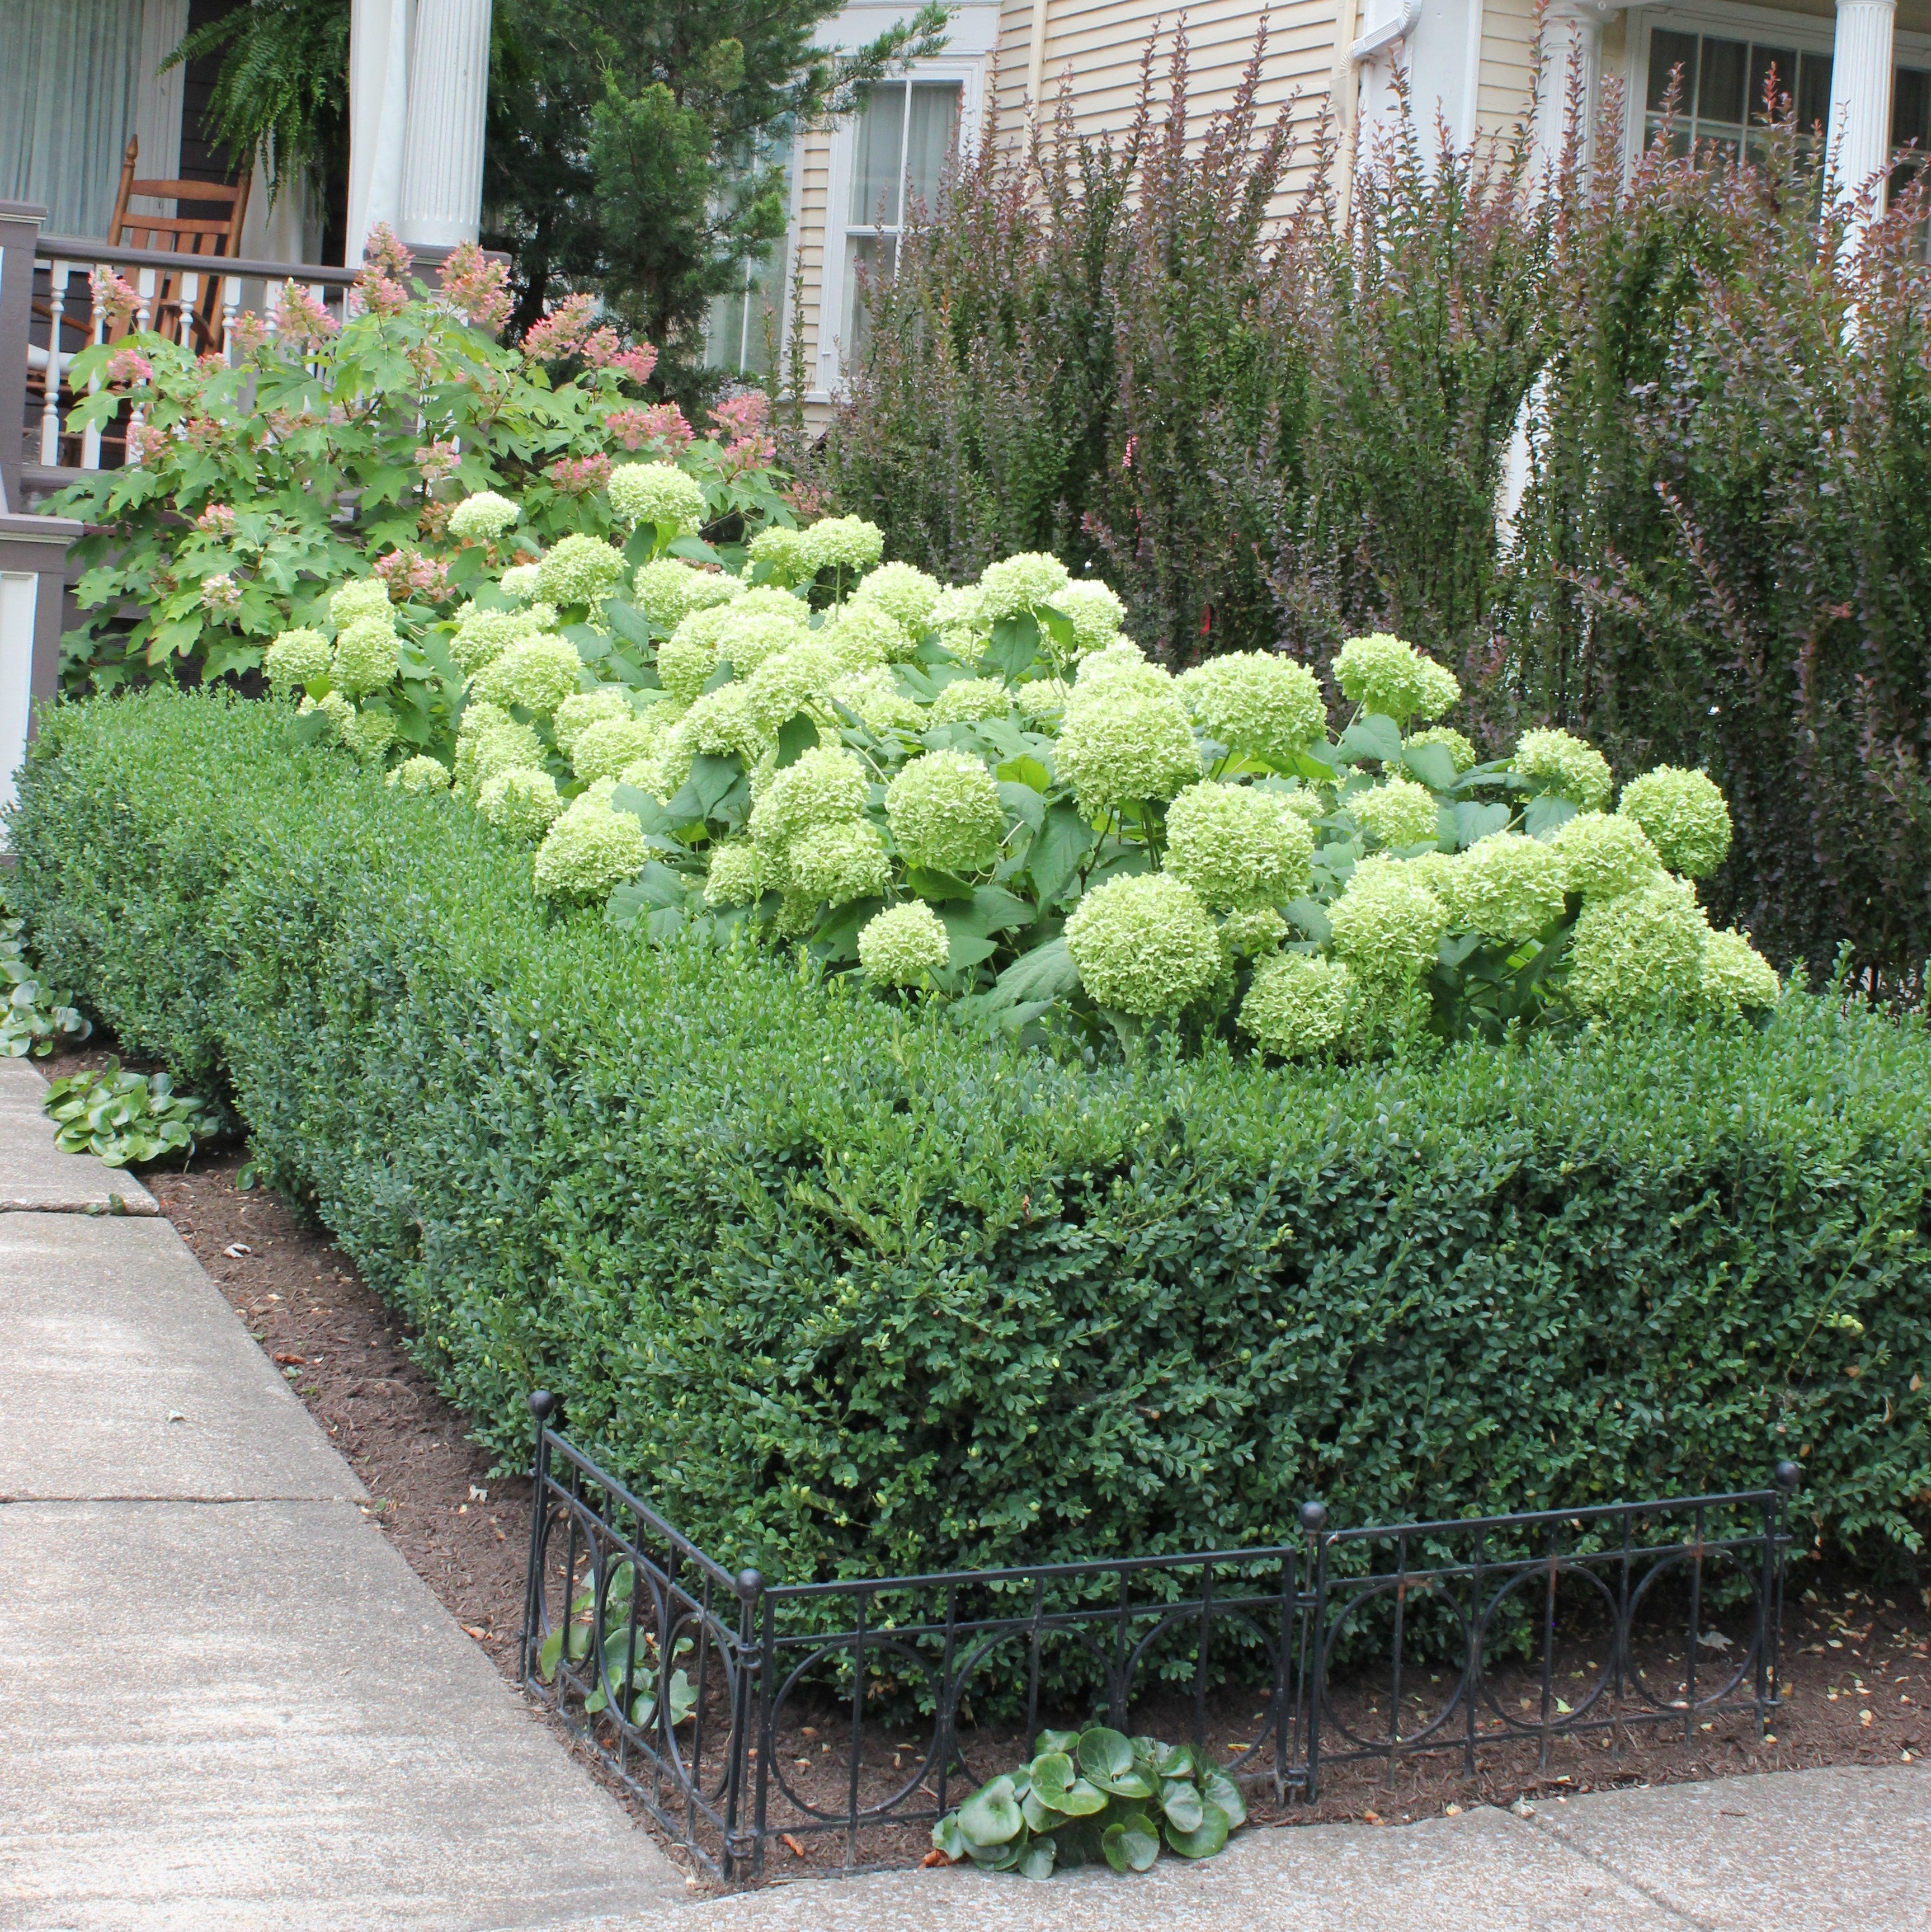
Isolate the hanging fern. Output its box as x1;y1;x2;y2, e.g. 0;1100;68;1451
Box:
162;0;351;204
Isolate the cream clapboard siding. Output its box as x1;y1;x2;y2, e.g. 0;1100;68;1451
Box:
788;126;836;405
1475;0;1539;136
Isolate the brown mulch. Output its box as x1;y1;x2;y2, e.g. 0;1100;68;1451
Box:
125;1136;1930;1875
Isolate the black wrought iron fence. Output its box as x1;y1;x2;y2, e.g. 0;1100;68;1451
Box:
519;1392;1797;1885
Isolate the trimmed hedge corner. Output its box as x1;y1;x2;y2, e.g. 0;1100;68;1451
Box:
11;690;1930;1578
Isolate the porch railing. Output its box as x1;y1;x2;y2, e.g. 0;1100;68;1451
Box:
1;203;358;506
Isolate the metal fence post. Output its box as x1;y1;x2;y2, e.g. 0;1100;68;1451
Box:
1298;1499;1328;1802
522;1390;560;1685
1767;1460;1800;1728
722;1566;762;1883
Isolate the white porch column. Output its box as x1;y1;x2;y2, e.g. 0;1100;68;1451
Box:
1535;3;1617;179
1826;0;1896;234
398;0;494;255
347;0;415;262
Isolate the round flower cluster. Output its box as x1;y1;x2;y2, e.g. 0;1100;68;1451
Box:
747;525;811;582
820;601;912;671
800;516;884;577
449;604;555;674
834;670;925;735
749;746;870;857
858;901;950;987
342;707;395;761
573;713;667;783
1439;833;1566;943
1404;726;1477;772
744;641;844;735
886;751;1006;873
265;627;331;692
332;615;400;697
929;678;1011;726
533;783;648;899
330;578;394;628
387;754;451;793
1221;905;1287;957
1329;858;1447;985
1057;667;1200;818
850;561;943;629
1514;727;1613;811
1549;811;1659;901
447;491;519;543
705;841;768;909
608;461;705;534
1179;653;1328;766
1701;927;1781;1013
478;766;563;839
1332;633;1461;723
788;820;891;904
500;563;542;602
634;558;741;629
535;533;627;608
1567;872;1708;1017
977;551;1071;621
469;635;583;715
553;688;632;758
1617;765;1732;878
1053;580;1127;657
1350;775;1439;850
1064;873;1223;1018
454;701;544;793
1164;782;1315;910
1239;952;1353;1060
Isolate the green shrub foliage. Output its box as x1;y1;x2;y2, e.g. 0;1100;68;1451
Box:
11;692;1930;1585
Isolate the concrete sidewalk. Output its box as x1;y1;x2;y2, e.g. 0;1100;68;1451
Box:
0;1060;686;1931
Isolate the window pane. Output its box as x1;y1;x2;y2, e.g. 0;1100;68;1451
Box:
1751;46;1796;122
903;82;961;215
741;243;785;378
845;233;898;359
1699;37;1749;125
706;288;748;373
1797;53;1834;133
849;83;906;227
1649;30;1698;116
1896;68;1931;154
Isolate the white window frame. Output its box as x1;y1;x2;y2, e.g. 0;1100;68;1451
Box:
1617;4;1931;182
705;130;807;380
816;54;987;396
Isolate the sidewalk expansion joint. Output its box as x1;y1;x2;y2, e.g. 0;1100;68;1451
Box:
1515;1808;1712;1928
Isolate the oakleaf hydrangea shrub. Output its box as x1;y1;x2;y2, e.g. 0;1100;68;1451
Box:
271;484;1778;1057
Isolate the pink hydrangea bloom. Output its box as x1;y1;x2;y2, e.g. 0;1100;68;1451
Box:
230;311;270;356
709;391;771;441
438;241;512;332
201;573;242;615
105;347;153;389
607;403;692;453
274;282;338;348
373;547;450;596
195;504;238;535
521;293;600;362
415;438;460;483
362;224;413;283
545;452;614;493
90;268;139;324
606;344;658;386
124;422;161;466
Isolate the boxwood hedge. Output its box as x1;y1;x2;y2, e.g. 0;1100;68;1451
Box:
11;690;1930;1580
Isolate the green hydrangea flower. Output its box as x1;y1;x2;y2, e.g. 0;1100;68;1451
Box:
1405;726;1477;772
1550;811;1660;901
1332;633;1460;723
1617;765;1733;878
930;677;1013;726
535;533;627;608
1064;872;1223;1018
1219;905;1287;958
1164;782;1316;910
1567;872;1708;1017
1074;642;1155;690
330;617;399;697
1057;668;1201;818
477;766;563;839
658;605;735;704
552;688;633;759
1350;775;1440;850
1179;652;1329;764
786;819;892;905
387;754;452;793
886;750;1006;873
660;684;766;792
633;558;741;629
821;602;911;673
329;577;394;628
1239;952;1354;1060
572;713;668;783
264;627;330;692
533;789;648;899
1329;856;1448;985
978;551;1071;619
500;563;541;603
454;704;545;793
342;706;395;761
705;840;769;909
748;746;869;854
1282;784;1327;822
832;671;925;735
608;462;705;534
468;635;583;716
1439;833;1567;942
744;642;845;735
298;690;354;739
1053;579;1127;656
447;491;519;543
858;901;950;986
714;599;815;679
1701;927;1781;1014
1514;727;1613;810
449;606;537;674
800;516;884;577
927;585;988;637
747;525;812;584
850;560;943;629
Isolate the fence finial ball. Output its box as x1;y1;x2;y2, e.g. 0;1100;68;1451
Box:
1774;1460;1801;1492
528;1389;558;1423
1298;1499;1328;1534
737;1568;765;1601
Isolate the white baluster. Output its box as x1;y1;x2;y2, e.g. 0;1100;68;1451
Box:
266;278;284;342
181;269;200;352
222;276;239;362
134;266;154;334
39;261;66;466
81;267;103;471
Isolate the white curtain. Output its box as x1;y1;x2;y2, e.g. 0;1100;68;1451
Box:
0;1;144;236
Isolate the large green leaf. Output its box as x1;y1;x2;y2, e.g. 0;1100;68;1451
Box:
1524;793;1579;839
957;1776;1023;1847
1078;1728;1134;1783
775;710;818;770
1402;741;1461;792
1454;800;1512;848
983;613;1042;683
1015;1838;1056;1881
1103;1815;1161;1874
1339;714;1404;766
1202;1770;1248;1828
666;753;744;825
1028;802;1095;911
981;937;1079;1010
1164;1802;1231;1859
1028;1752;1078;1808
970;885;1033;934
997;781;1047;836
1160;1779;1204;1833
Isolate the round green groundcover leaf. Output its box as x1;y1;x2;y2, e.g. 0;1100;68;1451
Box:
1103;1814;1162;1874
1165;1802;1232;1859
957;1775;1023;1848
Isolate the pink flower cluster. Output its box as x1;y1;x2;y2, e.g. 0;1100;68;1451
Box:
354;227;413;318
607;402;693;453
373;547;449;597
707;391;775;476
124;422;163;466
415;438;460;484
201;573;242;615
439;241;513;333
195;504;238;536
230;311;270;356
521;296;658;386
90;267;139;324
545;452;614;494
105;347;153;390
275;281;338;349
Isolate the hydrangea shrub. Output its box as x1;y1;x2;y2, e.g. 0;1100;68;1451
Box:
277;490;1779;1056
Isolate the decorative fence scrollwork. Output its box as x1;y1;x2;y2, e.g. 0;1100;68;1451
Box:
520;1392;1797;1886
